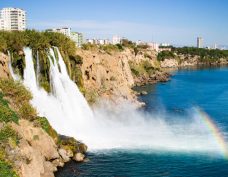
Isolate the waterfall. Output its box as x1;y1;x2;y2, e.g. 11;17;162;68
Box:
36;50;40;85
7;51;19;80
23;48;38;90
22;47;94;141
16;47;223;153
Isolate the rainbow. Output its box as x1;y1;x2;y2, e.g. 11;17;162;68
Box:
196;108;228;158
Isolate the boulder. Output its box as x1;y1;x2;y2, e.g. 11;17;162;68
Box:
73;153;85;162
58;148;70;162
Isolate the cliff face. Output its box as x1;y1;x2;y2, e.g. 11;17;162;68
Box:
160;54;228;68
77;48;167;104
0;52;10;79
77;48;135;103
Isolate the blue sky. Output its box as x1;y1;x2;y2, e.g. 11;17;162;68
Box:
1;0;228;46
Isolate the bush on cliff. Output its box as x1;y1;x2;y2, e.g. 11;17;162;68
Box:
0;93;19;124
172;47;228;62
0;160;18;177
157;51;175;61
129;60;156;77
34;117;59;143
0;79;36;121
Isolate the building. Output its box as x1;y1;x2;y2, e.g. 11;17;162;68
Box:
71;32;83;47
197;37;203;48
147;42;159;52
160;43;170;47
47;27;71;37
112;35;121;45
86;39;95;44
0;7;26;31
86;38;110;45
104;39;110;45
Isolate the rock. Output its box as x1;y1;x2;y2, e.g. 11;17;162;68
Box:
73;153;85;162
140;91;148;95
160;59;178;68
78;143;88;153
58;148;70;162
0;52;10;79
52;159;64;168
9;120;61;177
41;161;56;177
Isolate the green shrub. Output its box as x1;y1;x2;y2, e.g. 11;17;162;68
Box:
18;103;37;120
0;79;32;107
84;90;98;104
0;79;37;121
0;160;18;177
58;135;87;153
34;117;58;143
0;125;19;145
0;93;19;124
172;47;228;62
129;60;155;77
100;44;120;54
157;51;175;61
82;43;98;51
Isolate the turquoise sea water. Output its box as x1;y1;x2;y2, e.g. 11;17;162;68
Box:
56;66;228;177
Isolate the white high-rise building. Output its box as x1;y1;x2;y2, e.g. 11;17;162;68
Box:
197;37;203;48
47;27;71;37
112;35;121;45
71;32;83;47
0;8;26;31
147;42;159;52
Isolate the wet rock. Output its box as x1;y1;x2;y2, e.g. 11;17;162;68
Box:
73;153;85;162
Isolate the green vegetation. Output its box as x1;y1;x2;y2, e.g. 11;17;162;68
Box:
0;93;19;124
157;47;228;63
81;43;98;51
34;117;58;143
157;51;175;61
121;39;136;49
0;79;36;121
99;44;121;54
58;135;87;153
84;90;99;104
0;125;19;145
0;30;76;55
0;124;19;177
129;60;157;77
173;47;228;62
0;30;85;92
0;160;18;177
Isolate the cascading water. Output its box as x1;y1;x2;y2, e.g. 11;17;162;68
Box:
36;50;40;85
7;51;19;80
11;47;226;155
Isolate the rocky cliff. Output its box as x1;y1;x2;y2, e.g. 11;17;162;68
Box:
0;53;11;79
77;48;169;105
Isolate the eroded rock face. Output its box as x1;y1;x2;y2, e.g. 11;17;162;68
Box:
78;48;160;105
160;59;179;68
11;120;60;177
0;52;10;79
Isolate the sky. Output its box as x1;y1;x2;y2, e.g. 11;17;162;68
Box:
1;0;228;46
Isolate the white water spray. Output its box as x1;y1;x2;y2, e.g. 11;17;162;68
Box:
7;51;19;80
14;47;226;154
